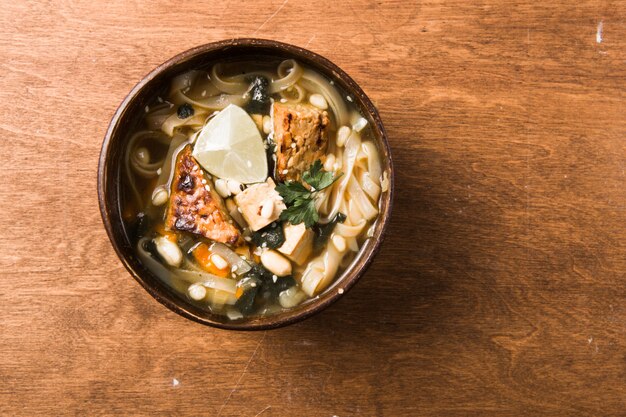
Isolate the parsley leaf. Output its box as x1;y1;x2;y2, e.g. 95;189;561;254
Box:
275;181;310;205
302;160;341;190
279;199;319;227
276;160;341;228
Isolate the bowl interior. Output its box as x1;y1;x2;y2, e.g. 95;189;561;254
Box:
98;39;394;329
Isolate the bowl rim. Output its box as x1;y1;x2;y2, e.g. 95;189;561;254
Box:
98;38;394;330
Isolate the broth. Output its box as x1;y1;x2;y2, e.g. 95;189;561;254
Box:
122;57;388;319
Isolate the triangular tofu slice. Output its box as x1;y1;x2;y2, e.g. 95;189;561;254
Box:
165;145;241;245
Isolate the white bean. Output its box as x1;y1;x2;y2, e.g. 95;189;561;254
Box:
210;253;228;270
261;250;292;277
309;93;328;110
332;235;347;252
227;179;242;195
214;179;231;198
188;283;207;300
263;115;272;135
154;236;182;267
324;154;336;172
336;126;351;147
151;186;169;206
260;199;274;219
353;117;368;132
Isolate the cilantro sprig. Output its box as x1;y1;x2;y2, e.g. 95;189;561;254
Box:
276;160;342;228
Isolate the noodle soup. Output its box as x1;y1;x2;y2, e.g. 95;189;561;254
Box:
122;58;388;319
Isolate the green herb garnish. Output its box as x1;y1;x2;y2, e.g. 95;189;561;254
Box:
276;160;342;228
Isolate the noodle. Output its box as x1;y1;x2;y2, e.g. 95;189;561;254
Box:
210;64;250;94
359;171;381;202
335;220;367;237
299;69;349;126
145;103;175;130
360;141;382;182
347;176;378;220
155;133;189;189
269;59;304;93
125;130;171;207
161;110;208;136
298;119;381;295
137;238;189;293
322;130;361;222
169;70;247;110
279;83;306;103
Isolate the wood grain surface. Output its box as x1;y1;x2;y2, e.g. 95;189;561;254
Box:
1;1;625;416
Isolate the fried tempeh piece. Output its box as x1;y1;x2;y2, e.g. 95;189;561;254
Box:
165;145;241;245
272;102;330;182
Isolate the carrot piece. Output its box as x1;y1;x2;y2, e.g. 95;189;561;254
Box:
193;243;230;277
235;286;244;299
155;223;178;242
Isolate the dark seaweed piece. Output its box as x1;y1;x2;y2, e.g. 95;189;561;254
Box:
143;236;162;262
266;138;276;181
235;286;259;315
250;263;296;298
266;275;296;298
243;263;272;282
246;76;270;114
313;212;347;250
235;264;297;315
177;103;194;119
128;212;149;244
250;222;285;249
235;279;260;314
235;274;262;314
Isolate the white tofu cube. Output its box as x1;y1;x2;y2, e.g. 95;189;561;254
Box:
278;222;314;265
234;178;286;231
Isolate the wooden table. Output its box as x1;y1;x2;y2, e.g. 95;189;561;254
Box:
1;1;624;415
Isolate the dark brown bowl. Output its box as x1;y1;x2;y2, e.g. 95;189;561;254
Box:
98;38;394;330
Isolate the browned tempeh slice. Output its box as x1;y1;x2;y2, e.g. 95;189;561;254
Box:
273;102;330;182
165;145;241;245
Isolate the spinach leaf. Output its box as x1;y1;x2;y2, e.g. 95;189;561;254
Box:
235;264;297;315
313;212;347;250
250;222;285;249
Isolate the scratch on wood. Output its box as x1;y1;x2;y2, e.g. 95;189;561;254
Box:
254;405;272;416
596;21;603;43
253;0;288;35
525;27;531;261
216;332;267;416
305;35;316;47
